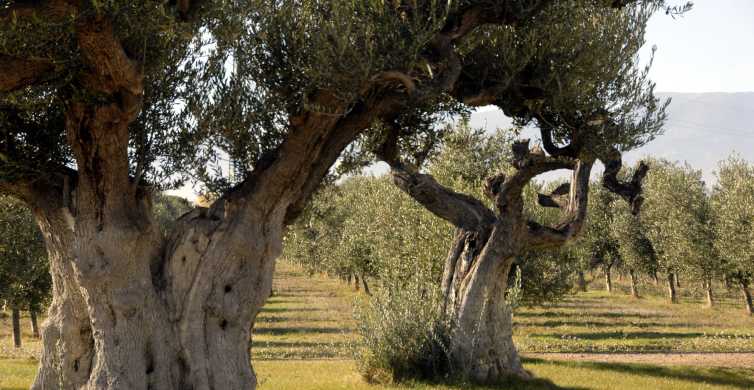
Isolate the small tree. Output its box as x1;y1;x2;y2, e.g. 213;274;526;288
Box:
711;155;754;314
0;195;51;346
612;192;658;298
642;160;720;305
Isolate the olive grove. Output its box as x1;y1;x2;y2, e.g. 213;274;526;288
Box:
0;0;691;388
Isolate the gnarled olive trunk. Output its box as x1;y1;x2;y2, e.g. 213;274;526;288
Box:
30;193;283;390
441;228;527;383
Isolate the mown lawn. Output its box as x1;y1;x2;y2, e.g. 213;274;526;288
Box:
2;262;753;389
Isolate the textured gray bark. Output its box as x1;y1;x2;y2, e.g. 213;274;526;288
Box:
704;280;714;308
629;270;639;298
12;308;21;348
667;273;678;304
441;229;527;382
604;266;613;293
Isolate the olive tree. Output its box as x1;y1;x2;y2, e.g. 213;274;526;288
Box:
0;0;686;387
642;159;719;305
711;155;754;314
0;195;51;346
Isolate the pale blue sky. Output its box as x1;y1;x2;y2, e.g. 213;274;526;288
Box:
643;0;754;92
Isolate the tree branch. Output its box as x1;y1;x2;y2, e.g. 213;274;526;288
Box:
374;123;495;231
0;55;56;93
601;148;648;215
526;159;594;249
484;140;575;216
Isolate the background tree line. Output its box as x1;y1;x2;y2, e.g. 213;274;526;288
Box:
284;122;754;381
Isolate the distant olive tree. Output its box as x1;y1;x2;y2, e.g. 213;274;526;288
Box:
0;195;50;347
642;160;720;305
711;155;754;314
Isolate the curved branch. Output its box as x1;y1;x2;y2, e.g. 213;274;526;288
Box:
527;159;594;249
373;120;495;230
486;140;575;215
537;182;570;209
601;149;648;215
390;164;496;231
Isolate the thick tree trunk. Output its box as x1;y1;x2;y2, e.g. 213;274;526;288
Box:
12;308;21;348
704;280;714;308
354;274;361;291
576;271;587;292
667;273;678;304
441;228;528;383
31;204;95;389
628;271;638;298
741;281;753;315
604;266;613;293
674;273;681;288
30;309;40;339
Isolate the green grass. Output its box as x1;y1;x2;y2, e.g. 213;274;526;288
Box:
3;358;753;390
2;264;754;389
514;278;754;353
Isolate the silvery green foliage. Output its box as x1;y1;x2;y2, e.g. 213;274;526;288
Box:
0;195;50;310
711;155;754;282
641;159;719;283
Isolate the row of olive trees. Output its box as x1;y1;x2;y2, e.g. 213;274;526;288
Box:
0;195;49;348
284;123;590;381
577;157;754;314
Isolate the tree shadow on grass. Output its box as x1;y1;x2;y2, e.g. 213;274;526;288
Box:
514;320;699;329
406;375;588;390
524;358;754;389
253;326;350;335
259;307;324;313
516;311;667;319
530;331;703;340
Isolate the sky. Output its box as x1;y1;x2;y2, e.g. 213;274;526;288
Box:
641;0;754;93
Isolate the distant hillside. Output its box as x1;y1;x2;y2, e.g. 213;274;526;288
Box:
469;92;754;185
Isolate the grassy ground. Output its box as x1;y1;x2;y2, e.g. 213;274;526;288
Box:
2;263;754;389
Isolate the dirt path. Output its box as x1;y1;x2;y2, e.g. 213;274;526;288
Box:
524;352;754;368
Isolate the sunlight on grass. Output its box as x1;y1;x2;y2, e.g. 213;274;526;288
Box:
2;262;754;389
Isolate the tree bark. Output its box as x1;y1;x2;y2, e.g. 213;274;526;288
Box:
604;265;613;293
629;270;639;298
667;273;678;304
674;273;681;288
354;274;361;291
361;275;371;296
741;280;753;315
704;280;714;308
12;307;21;348
576;271;587;292
441;228;528;383
30;309;40;339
